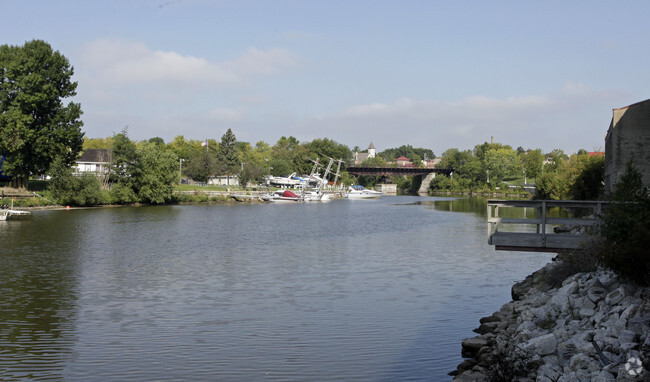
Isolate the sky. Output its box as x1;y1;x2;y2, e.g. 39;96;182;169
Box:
4;0;650;155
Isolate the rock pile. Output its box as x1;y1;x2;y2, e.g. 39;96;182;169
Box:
451;261;650;381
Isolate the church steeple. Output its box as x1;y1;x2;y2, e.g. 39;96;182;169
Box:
368;142;376;158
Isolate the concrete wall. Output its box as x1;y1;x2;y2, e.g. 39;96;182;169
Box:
604;99;650;193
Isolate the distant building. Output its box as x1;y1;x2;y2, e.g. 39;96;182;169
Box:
395;156;412;167
423;158;442;168
353;142;376;165
604;99;650;193
73;149;111;176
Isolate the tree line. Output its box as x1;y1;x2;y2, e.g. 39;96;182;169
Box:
429;142;604;200
2;39;605;205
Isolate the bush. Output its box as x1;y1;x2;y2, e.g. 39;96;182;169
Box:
108;182;138;204
598;162;650;286
48;158;104;206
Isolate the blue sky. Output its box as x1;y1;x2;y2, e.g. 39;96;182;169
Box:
4;0;649;155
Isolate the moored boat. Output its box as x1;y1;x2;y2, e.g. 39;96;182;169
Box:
345;185;383;199
0;208;31;221
260;189;304;203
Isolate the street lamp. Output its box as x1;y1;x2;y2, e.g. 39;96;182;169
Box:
179;158;185;183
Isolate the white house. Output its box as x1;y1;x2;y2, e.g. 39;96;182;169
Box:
73;149;111;176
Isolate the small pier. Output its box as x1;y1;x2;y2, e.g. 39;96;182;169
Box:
487;200;608;252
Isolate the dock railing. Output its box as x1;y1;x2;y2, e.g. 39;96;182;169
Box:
487;200;608;252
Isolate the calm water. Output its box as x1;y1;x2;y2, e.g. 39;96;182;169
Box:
0;196;553;381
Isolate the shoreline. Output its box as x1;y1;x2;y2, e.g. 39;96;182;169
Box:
451;258;650;381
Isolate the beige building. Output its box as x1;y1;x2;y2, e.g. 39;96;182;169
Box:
353;142;376;165
604;99;650;193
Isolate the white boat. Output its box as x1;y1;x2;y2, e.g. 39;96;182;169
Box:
267;173;304;187
346;185;383;199
260;189;304;203
0;208;31;221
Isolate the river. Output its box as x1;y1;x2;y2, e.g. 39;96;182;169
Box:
0;196;554;381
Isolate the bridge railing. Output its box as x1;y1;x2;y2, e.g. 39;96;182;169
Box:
487;199;608;252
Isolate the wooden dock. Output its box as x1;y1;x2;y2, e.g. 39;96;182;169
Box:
487;200;608;252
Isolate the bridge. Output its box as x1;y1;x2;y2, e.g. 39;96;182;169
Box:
487;199;608;253
346;166;452;176
346;166;453;193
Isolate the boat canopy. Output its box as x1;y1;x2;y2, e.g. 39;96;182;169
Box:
282;190;299;197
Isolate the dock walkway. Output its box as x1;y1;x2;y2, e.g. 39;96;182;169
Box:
487;200;608;252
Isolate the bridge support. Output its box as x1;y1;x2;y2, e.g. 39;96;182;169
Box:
418;172;436;194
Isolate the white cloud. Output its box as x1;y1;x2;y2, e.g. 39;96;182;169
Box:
207;107;246;123
226;47;298;76
301;85;626;154
79;39;241;88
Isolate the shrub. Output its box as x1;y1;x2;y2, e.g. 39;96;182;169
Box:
598;162;650;286
48;158;103;206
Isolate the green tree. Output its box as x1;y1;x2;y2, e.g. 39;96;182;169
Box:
83;137;113;150
218;128;238;184
378;145;435;161
108;130;138;203
569;154;604;200
148;137;165;146
521;149;544;182
238;162;265;190
0;40;84;187
303;138;352;164
361;156;388;167
48;157;102;206
544;149;568;173
184;150;218;183
484;147;520;183
269;158;292;176
110;129;138;181
599;162;650;285
132;143;178;204
167;135;202;160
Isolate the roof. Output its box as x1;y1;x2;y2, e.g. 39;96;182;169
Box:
613;98;650;111
588;152;604;157
368;142;375;150
395;156;410;161
78;149;111;163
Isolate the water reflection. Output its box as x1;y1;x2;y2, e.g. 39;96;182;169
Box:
0;211;82;380
0;199;555;381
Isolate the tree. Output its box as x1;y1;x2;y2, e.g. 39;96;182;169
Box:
218;129;238;184
110;129;138;181
521;149;544;182
148;137;165;146
544;149;568;173
569;154;604;200
599;162;650;285
483;147;520;183
303;138;352;164
48;156;102;206
132;143;178;204
0;40;84;187
167;135;198;160
238;162;265;190
108;130;138;203
184;150;218;183
378;145;435;161
361;156;388;167
83;137;113;150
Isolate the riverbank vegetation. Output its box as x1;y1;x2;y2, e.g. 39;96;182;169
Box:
597;163;650;286
428;142;604;199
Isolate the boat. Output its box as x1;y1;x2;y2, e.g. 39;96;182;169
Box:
0;208;31;221
262;157;343;203
267;173;304;187
346;185;383;199
260;189;304;203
